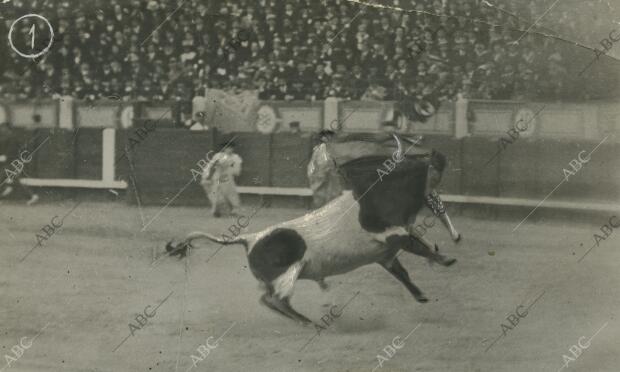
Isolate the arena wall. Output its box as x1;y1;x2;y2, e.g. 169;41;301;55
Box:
0;99;618;209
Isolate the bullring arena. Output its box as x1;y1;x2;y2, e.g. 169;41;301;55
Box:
2;0;620;371
2;195;620;371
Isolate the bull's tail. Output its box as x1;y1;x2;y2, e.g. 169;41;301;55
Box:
186;231;249;248
166;231;249;258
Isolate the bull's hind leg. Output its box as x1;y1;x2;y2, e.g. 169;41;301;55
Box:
380;257;428;303
271;262;315;326
260;284;314;326
260;288;314;325
250;228;314;326
276;297;315;326
260;291;293;320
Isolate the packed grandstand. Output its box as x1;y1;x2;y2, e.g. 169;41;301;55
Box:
0;0;618;105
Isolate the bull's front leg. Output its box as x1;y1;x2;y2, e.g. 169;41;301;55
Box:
388;232;456;267
379;256;428;303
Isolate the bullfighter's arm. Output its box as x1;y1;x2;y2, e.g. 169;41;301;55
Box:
202;152;224;183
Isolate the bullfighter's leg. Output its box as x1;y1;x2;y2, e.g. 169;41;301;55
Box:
425;190;461;242
380;257;428;303
221;181;242;216
202;181;222;217
425;164;461;242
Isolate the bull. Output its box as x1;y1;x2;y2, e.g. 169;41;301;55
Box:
166;134;460;325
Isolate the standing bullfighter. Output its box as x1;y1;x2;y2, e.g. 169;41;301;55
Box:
201;141;242;217
307;130;343;208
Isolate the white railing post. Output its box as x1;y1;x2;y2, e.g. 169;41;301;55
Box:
102;128;116;183
58;96;74;129
323;97;340;130
455;93;469;138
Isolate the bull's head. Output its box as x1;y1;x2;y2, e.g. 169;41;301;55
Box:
326;133;447;232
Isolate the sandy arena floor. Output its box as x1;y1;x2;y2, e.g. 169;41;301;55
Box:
1;199;618;372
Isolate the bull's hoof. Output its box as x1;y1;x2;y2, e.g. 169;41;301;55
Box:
415;294;429;303
434;254;457;267
453;233;462;243
301;319;317;328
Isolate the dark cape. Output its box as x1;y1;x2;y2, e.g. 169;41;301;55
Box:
326;134;445;233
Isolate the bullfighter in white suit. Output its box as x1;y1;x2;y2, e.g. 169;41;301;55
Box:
201;141;242;217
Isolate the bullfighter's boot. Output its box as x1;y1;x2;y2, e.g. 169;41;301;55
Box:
425;190;461;242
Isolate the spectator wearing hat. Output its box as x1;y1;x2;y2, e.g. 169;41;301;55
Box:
356;43;373;73
309;81;326;101
473;42;489;64
325;73;351;99
453;34;470;65
349;65;368;99
361;78;387;101
290;81;308;100
201;140;243;218
256;76;274;100
265;13;278;38
394;59;412;82
2;0;615;103
272;77;292;100
313;64;330;87
368;43;388;75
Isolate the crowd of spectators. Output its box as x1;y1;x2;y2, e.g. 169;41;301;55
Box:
0;0;618;105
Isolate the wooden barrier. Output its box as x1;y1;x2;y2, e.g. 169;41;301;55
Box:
1;99;617;212
468;100;620;142
4;100;58;128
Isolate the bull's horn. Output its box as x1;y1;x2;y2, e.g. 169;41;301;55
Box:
392;133;403;160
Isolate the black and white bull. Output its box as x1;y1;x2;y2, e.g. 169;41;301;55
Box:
166;134;459;325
